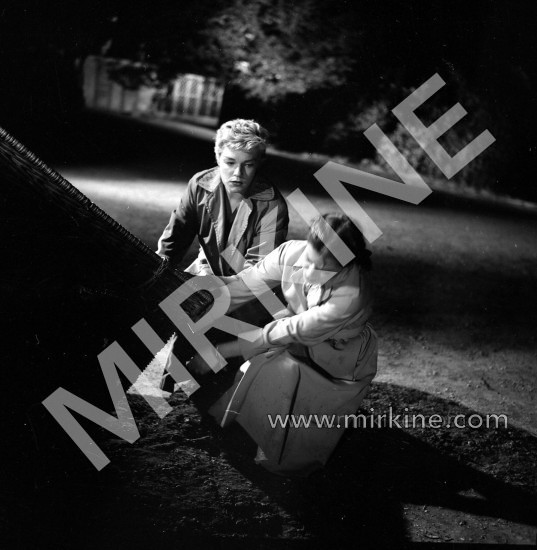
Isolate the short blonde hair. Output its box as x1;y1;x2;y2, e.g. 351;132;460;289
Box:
214;119;269;160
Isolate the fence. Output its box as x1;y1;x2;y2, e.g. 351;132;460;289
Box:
82;56;224;127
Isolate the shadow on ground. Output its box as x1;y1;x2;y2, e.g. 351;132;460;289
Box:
3;381;535;549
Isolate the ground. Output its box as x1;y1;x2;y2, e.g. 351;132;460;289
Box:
4;112;536;548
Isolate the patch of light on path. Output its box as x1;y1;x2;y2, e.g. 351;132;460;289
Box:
67;176;188;211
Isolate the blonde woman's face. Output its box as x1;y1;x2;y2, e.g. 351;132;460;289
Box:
217;146;262;197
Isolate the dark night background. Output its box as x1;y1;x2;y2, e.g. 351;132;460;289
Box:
1;1;537;549
1;0;536;200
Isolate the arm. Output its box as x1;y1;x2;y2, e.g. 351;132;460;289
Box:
185;246;291;376
242;196;289;270
156;178;199;268
239;278;366;359
220;241;289;310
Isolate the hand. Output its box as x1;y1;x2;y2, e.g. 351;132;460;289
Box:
215;340;242;359
186;353;213;376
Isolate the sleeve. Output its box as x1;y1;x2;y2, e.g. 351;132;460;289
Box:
156;177;199;267
242;195;289;270
221;242;289;310
184;247;214;276
239;282;363;360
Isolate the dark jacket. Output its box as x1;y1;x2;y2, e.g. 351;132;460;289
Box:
157;167;289;276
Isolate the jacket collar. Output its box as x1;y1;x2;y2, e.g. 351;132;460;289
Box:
197;167;275;200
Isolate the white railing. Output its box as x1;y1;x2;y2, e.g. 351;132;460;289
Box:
82;56;224;127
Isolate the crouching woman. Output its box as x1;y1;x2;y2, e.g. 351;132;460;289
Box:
206;213;378;476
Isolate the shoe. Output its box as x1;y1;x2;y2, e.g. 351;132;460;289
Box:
254;446;268;464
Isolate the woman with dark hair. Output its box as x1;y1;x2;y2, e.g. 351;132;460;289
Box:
197;213;378;476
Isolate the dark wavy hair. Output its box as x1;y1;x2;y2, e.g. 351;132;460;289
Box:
307;213;372;271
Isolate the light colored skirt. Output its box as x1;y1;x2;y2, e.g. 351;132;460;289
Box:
209;324;378;476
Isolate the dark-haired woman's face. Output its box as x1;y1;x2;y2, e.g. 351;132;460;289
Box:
302;243;341;284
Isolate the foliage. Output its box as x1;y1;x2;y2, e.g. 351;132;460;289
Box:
198;0;359;102
1;0;536;200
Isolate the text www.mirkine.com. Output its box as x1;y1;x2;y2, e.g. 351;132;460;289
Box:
267;408;508;430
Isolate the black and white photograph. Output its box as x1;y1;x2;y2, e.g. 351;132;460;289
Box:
1;1;536;548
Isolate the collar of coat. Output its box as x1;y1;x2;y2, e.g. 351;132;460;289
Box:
197;167;275;201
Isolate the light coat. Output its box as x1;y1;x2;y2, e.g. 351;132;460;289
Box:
211;240;378;475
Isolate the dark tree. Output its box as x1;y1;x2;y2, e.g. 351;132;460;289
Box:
198;0;361;102
1;0;536;199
